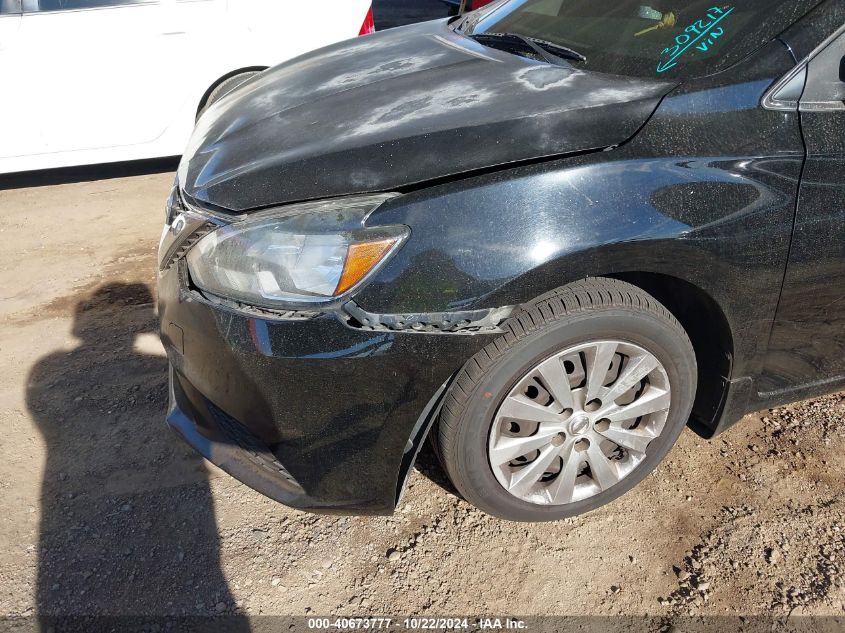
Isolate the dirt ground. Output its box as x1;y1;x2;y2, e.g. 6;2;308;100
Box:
1;167;844;627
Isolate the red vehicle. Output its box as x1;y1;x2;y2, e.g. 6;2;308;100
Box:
442;0;495;15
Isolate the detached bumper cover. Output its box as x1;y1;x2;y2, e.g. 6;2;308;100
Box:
167;366;311;508
159;265;496;514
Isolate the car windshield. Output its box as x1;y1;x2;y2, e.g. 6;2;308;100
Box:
460;0;823;78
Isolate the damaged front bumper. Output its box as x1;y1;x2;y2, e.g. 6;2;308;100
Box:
159;262;508;514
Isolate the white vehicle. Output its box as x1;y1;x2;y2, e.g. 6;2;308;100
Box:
0;0;374;174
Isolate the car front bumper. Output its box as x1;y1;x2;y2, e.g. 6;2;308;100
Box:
158;263;497;514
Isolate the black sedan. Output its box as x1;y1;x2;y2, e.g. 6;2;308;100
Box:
158;0;845;522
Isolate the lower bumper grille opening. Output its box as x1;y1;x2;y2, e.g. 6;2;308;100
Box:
207;402;300;488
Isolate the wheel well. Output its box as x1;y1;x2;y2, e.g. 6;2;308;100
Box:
609;272;734;436
401;272;735;497
196;66;268;117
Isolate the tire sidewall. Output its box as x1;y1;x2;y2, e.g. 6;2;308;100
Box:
453;309;697;522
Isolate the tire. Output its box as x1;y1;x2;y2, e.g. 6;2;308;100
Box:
197;71;262;121
436;277;697;522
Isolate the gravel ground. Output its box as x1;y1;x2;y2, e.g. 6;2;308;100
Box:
1;169;844;628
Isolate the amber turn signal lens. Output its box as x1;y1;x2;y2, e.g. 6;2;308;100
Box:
334;238;399;296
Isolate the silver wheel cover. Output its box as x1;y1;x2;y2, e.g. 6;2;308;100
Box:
487;340;671;506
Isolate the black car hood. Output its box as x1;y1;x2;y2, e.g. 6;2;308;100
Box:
180;20;675;212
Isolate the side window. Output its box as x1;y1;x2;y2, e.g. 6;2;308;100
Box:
801;29;845;110
22;0;156;11
0;0;22;13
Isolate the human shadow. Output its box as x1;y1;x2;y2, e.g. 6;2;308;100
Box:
27;282;249;629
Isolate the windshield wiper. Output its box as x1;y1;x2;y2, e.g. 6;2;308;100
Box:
468;32;587;64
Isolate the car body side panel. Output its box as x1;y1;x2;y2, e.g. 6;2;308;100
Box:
759;125;845;397
760;15;845;396
357;40;804;430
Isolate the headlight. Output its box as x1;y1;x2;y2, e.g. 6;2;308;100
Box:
185;194;408;307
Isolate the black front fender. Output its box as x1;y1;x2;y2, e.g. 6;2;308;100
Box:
360;150;796;383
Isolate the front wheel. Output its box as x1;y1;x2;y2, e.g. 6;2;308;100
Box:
436;278;697;522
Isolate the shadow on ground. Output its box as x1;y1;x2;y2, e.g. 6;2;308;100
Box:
413;441;460;498
26;282;248;628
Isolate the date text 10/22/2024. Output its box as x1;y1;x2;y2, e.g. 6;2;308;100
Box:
305;618;528;630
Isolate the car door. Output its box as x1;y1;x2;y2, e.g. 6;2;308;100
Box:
159;0;227;114
5;0;168;159
761;24;845;394
0;2;21;48
0;1;24;156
